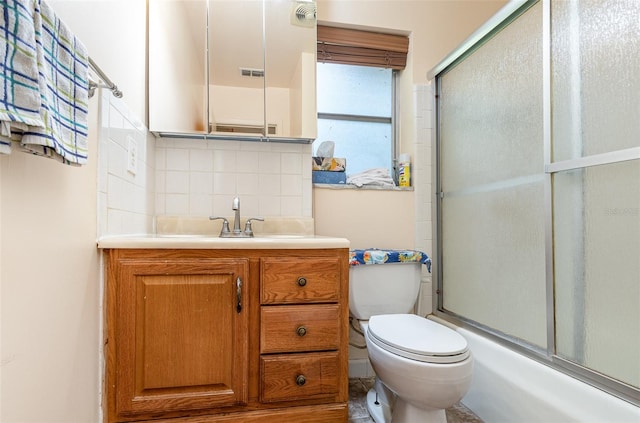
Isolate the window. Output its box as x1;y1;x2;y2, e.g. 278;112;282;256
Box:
315;25;408;181
315;63;395;176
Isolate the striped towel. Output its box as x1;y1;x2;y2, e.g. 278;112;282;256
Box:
0;0;89;165
0;0;45;153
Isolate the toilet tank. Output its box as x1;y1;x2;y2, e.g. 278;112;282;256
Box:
349;262;422;320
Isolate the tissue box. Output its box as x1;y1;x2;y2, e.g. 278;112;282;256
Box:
312;157;346;172
312;170;347;184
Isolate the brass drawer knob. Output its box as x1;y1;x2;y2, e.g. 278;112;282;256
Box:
296;375;306;386
296;325;307;337
297;277;307;287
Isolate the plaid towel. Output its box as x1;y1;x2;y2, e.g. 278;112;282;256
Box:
0;0;89;165
0;0;46;153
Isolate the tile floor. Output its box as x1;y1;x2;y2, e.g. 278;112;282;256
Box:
348;378;483;423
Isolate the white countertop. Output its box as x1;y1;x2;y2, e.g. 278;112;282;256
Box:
97;234;350;250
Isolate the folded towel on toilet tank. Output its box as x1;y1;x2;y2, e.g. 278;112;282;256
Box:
349;249;431;273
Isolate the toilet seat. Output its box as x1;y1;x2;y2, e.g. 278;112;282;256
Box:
367;314;470;364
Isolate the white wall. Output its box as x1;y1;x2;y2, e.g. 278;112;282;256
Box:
1;1;149;422
0;93;101;423
0;88;154;422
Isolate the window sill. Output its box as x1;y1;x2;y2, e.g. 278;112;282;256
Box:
313;183;414;192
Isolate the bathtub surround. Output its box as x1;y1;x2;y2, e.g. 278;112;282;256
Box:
437;318;640;423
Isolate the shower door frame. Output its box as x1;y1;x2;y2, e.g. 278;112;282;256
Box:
429;0;640;406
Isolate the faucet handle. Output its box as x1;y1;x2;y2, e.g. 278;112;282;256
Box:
244;217;264;237
209;216;230;236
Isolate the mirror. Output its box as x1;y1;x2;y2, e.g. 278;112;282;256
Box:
149;0;208;135
209;0;317;140
264;0;317;140
208;0;265;136
149;0;316;141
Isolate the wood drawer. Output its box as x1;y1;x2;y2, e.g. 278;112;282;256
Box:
260;304;340;354
260;352;339;403
260;257;340;304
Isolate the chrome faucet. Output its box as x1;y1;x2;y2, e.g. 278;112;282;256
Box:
232;196;241;233
209;196;263;238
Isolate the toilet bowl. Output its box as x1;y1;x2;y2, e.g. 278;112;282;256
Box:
348;249;473;423
362;315;472;423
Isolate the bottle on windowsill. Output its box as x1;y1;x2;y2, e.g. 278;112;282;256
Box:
398;153;411;187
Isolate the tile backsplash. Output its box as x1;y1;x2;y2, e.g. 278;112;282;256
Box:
97;89;155;236
97;87;313;238
154;138;313;219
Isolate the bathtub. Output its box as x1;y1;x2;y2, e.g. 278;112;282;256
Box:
430;316;640;423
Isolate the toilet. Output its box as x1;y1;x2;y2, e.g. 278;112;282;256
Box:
349;250;473;423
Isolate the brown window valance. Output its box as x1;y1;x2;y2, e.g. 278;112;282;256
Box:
317;25;409;70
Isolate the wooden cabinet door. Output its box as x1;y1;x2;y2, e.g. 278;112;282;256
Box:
114;258;249;417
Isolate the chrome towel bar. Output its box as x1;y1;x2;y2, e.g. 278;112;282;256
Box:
88;57;122;98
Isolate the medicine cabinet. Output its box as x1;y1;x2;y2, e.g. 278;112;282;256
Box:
149;0;317;143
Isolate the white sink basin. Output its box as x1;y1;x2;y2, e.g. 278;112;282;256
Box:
157;233;311;239
256;234;309;239
157;234;211;238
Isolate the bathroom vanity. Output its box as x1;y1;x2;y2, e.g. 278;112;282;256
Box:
100;236;349;422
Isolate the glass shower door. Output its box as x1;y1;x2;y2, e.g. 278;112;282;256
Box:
438;2;547;348
551;0;640;390
434;0;640;403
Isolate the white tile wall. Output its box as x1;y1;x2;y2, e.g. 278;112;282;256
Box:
97;89;155;236
155;139;313;219
414;83;434;316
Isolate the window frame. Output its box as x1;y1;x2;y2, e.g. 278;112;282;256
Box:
315;64;399;183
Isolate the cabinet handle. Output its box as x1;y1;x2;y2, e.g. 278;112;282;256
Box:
236;277;242;313
296;325;307;337
297;276;307;287
295;375;306;386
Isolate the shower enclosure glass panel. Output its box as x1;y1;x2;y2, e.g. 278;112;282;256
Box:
553;161;640;389
439;3;546;347
551;0;640;391
551;0;640;161
434;0;640;404
442;184;546;347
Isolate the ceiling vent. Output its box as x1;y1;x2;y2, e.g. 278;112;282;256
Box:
240;68;264;78
291;1;316;28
